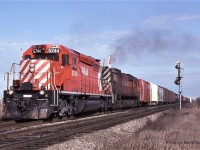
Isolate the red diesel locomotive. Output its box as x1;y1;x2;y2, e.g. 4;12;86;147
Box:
3;44;139;120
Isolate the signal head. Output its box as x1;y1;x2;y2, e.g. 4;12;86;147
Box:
174;77;181;85
175;61;181;69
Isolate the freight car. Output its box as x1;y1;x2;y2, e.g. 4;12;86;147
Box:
2;44;139;120
162;88;177;104
139;82;177;105
158;86;164;104
182;96;190;103
138;79;150;105
150;82;158;105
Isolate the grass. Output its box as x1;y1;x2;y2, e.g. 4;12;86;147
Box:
105;102;200;150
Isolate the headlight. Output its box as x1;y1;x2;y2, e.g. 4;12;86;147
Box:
29;63;34;68
30;67;35;72
8;90;13;95
39;90;45;95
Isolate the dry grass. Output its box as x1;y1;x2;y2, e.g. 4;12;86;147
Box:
105;102;200;150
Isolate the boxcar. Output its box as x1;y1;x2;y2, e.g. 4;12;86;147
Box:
150;83;158;105
163;88;176;104
138;79;150;105
168;90;176;103
158;86;164;104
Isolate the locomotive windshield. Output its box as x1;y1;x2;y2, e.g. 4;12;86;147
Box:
24;54;59;61
34;54;59;61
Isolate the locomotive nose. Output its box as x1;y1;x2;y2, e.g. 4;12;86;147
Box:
20;59;51;90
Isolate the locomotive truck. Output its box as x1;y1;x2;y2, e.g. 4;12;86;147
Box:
3;44;139;120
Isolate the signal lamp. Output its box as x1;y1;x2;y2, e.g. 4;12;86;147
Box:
174;77;181;85
175;61;181;69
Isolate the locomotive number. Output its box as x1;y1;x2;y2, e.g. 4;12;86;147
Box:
72;70;78;77
48;48;60;53
33;48;42;54
81;67;88;76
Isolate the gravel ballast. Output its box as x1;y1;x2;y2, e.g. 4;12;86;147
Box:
43;110;168;150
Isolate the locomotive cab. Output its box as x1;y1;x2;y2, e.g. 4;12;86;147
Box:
21;45;69;91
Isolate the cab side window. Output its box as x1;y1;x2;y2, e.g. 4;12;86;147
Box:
72;57;77;69
62;54;69;66
48;54;59;61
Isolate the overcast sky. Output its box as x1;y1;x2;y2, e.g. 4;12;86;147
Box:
0;1;199;98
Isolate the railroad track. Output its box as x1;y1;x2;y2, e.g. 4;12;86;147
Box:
0;109;130;133
0;105;155;133
0;121;14;128
0;106;151;139
0;103;179;150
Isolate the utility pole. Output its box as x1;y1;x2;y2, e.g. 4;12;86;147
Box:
174;61;183;110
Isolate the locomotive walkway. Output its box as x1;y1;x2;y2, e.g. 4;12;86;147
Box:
0;104;179;150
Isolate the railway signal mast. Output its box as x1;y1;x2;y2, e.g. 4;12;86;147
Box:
174;61;183;110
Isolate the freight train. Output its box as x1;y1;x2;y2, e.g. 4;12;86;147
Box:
2;44;184;120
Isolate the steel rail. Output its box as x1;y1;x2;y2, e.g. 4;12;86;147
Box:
0;104;179;150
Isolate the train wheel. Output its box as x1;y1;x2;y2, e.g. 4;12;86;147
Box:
58;112;63;119
66;103;73;117
58;101;74;118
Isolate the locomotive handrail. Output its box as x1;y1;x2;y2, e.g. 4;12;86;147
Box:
4;72;10;90
10;63;20;81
